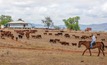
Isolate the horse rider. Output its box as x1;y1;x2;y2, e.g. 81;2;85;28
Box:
90;34;96;48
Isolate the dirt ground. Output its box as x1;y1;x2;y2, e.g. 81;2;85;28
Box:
0;28;107;65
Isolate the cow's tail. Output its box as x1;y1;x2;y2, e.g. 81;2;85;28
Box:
101;42;105;51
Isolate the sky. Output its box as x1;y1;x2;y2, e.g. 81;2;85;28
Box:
0;0;107;25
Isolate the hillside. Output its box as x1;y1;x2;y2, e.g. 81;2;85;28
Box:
80;23;107;31
31;23;107;31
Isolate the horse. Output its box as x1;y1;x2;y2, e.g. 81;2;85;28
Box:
78;41;105;56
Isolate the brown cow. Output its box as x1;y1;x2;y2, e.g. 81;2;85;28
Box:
49;39;56;43
60;41;69;46
72;43;77;46
85;28;92;31
35;35;42;39
49;33;52;35
101;39;105;41
11;35;14;40
18;34;23;39
25;32;30;39
74;36;79;39
64;34;70;38
44;33;47;35
30;30;37;33
31;35;36;38
55;39;60;42
105;46;107;48
55;32;63;36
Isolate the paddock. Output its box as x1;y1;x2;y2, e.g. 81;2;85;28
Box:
0;28;107;65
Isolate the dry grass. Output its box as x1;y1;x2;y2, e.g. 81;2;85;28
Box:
0;28;107;65
0;49;107;65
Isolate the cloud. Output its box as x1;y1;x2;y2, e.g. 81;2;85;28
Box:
0;0;107;25
102;2;107;13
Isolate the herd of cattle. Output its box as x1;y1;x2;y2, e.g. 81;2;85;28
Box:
0;29;107;47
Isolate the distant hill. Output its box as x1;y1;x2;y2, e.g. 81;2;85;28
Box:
31;23;107;31
80;23;107;31
58;23;107;31
30;23;45;28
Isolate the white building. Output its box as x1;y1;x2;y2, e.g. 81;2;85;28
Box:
7;20;32;28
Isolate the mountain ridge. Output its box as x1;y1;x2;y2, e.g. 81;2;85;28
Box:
79;23;107;31
31;23;107;31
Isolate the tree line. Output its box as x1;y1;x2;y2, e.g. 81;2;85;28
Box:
42;16;80;31
0;15;80;31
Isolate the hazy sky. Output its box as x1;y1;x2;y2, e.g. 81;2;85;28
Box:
0;0;107;25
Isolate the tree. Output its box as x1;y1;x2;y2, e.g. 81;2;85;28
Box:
0;15;12;25
63;16;80;31
54;26;60;30
74;16;80;30
42;17;54;29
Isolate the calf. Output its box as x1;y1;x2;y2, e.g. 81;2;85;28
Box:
16;37;18;41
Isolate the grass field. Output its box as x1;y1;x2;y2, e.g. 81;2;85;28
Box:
0;28;107;65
